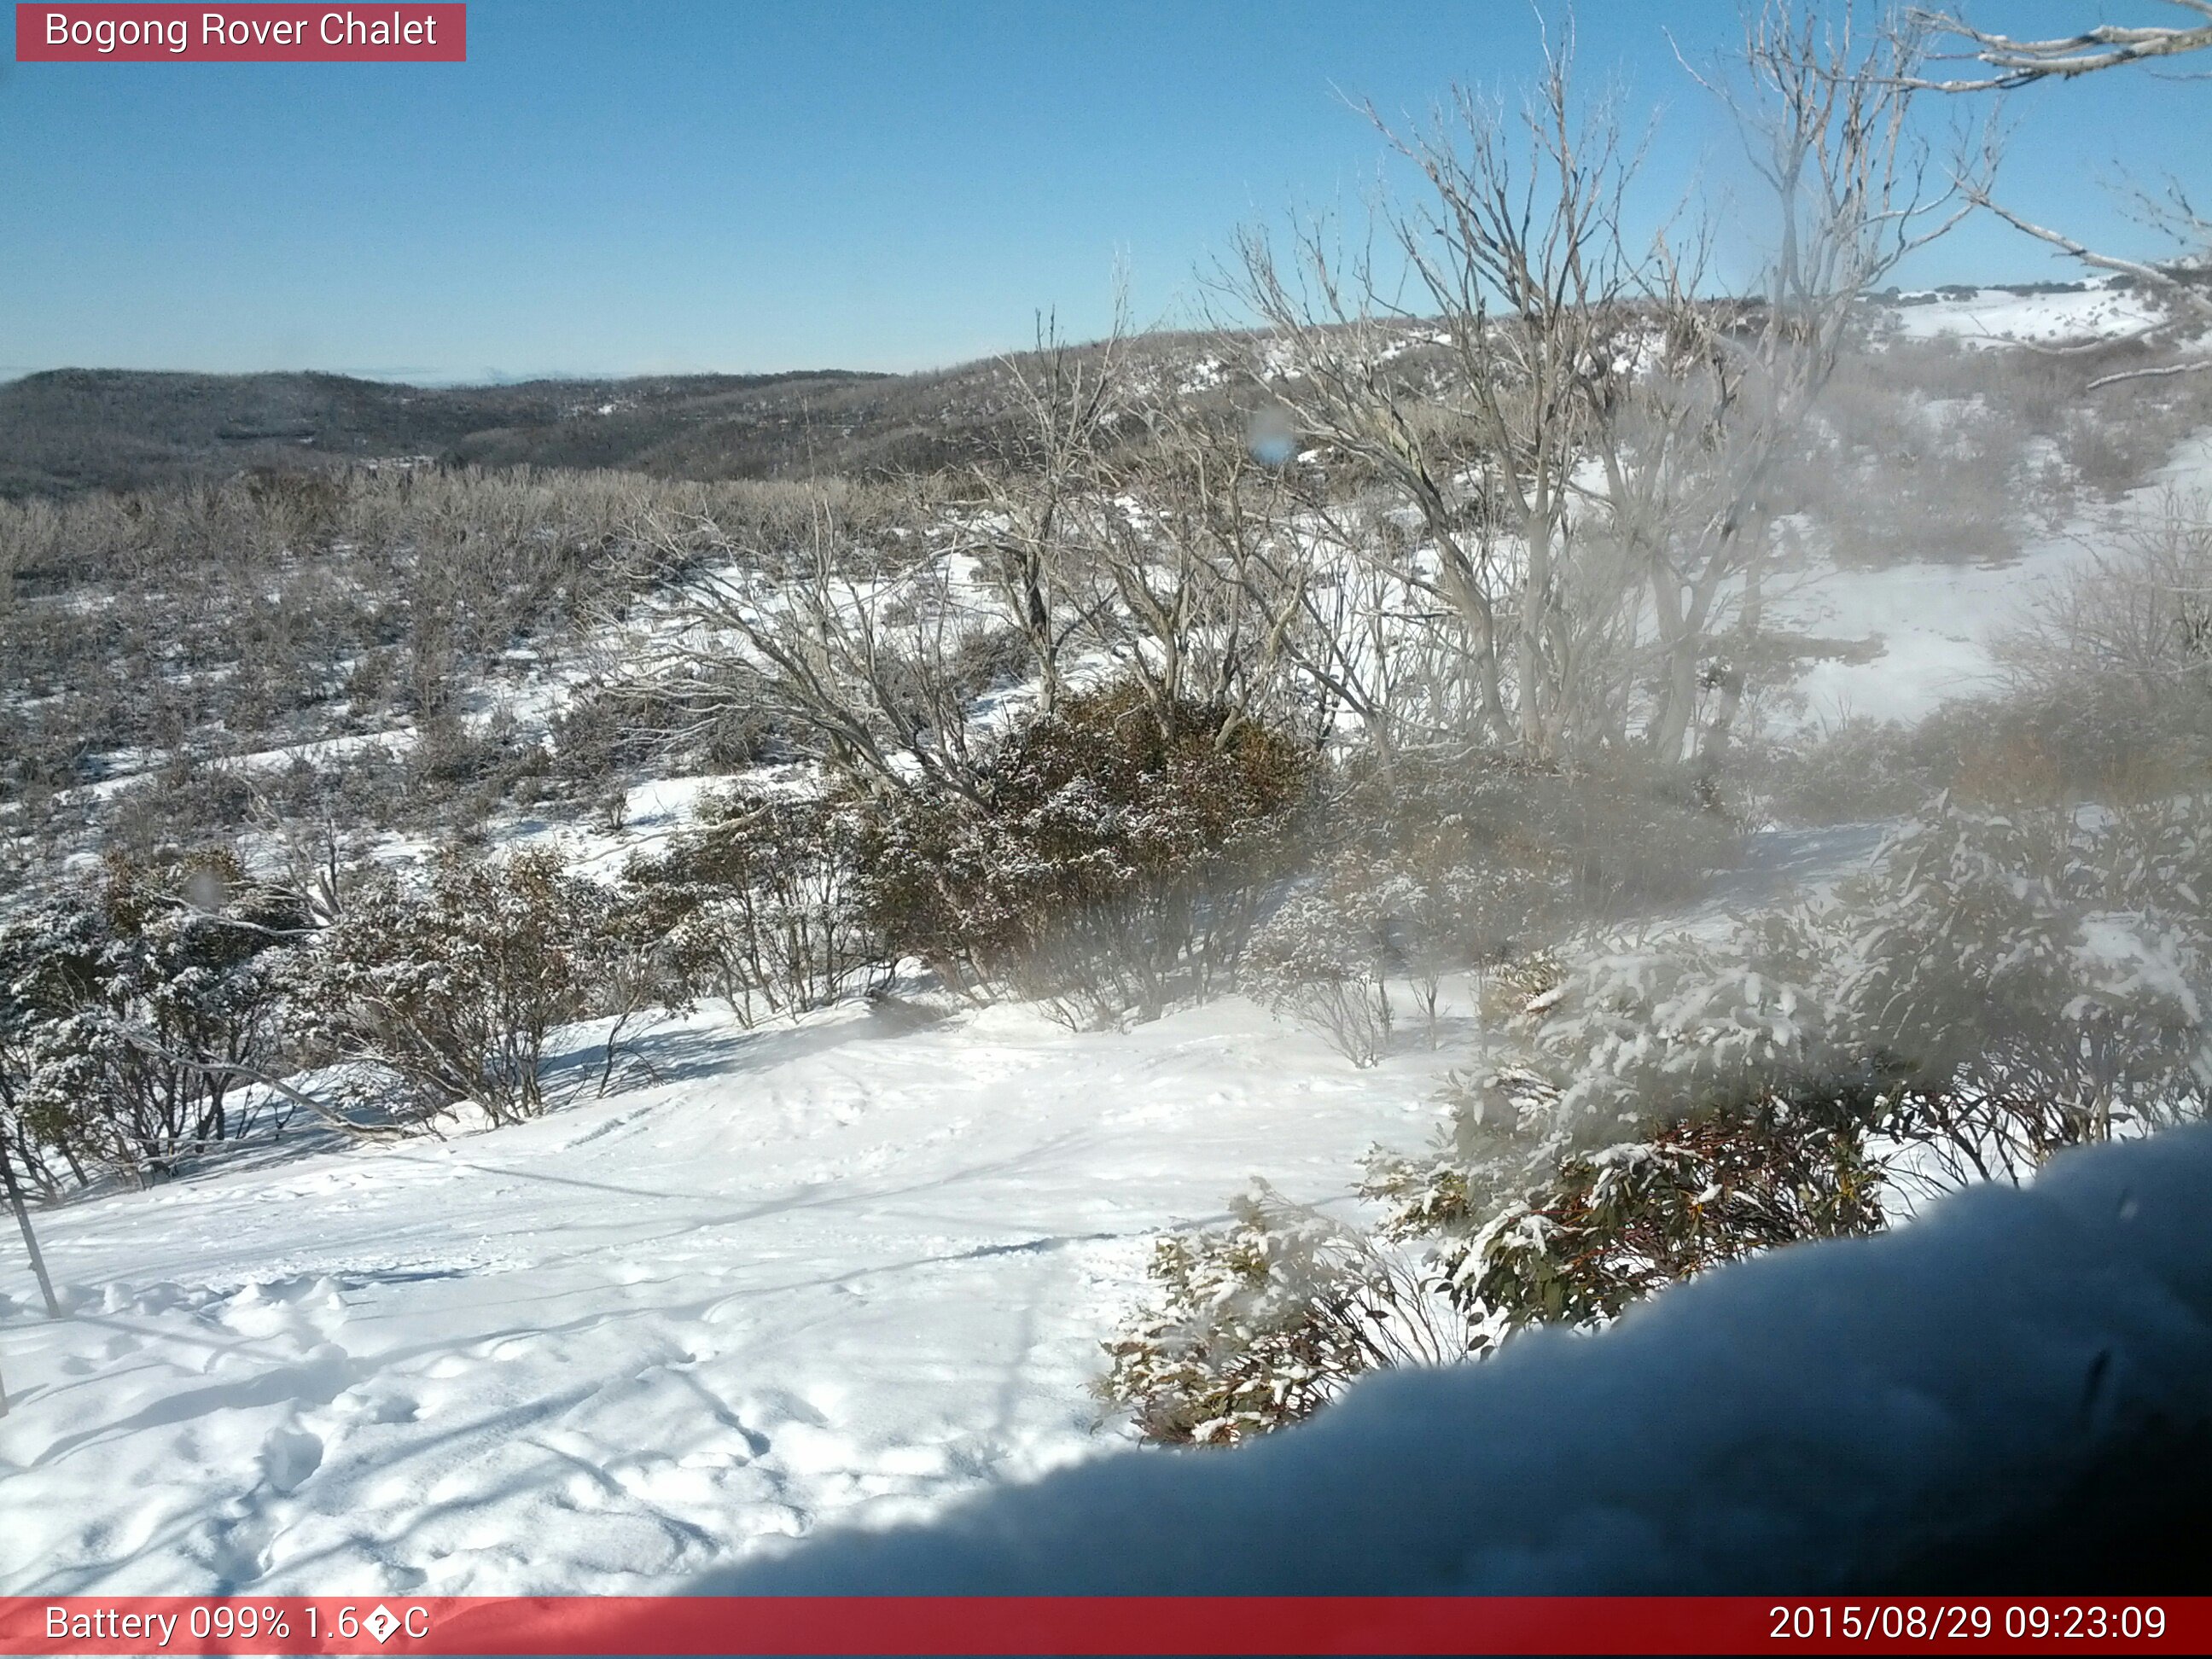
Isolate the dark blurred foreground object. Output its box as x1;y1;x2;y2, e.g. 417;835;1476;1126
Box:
700;1128;2212;1594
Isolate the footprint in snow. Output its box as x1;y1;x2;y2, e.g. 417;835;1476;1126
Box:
341;1385;421;1424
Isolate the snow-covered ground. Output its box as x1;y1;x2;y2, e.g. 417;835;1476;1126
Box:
1876;280;2162;349
0;995;1463;1595
700;1126;2212;1594
1764;429;2212;730
6;302;2208;1595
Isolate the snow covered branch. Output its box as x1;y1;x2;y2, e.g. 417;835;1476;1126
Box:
1910;3;2212;89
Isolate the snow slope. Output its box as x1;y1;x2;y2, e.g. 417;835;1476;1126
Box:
1877;282;2162;349
705;1126;2212;1595
0;996;1464;1595
7;350;2208;1598
1765;429;2212;729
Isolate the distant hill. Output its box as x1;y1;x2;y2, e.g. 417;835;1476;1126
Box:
0;364;1055;497
7;284;2159;500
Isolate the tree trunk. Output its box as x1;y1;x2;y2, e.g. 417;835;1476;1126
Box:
1;1132;62;1318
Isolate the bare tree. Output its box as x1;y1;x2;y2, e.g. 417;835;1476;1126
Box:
630;490;1001;803
1912;3;2212;386
1911;1;2212;86
1080;398;1318;748
1634;2;1985;768
630;306;1323;799
958;313;1133;717
1226;8;1978;767
1228;33;1650;760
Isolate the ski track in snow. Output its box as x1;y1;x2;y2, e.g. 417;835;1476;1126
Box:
0;998;1459;1595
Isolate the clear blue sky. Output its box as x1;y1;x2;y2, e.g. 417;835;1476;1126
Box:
1;1;2203;381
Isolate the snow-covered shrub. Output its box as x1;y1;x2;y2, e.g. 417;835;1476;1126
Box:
0;853;300;1185
1365;790;2212;1345
284;848;618;1125
624;789;878;1024
1097;1184;1470;1447
2001;487;2212;714
1475;949;1568;1027
1359;916;1887;1341
1382;1097;1886;1347
1243;832;1566;1063
1245;882;1394;1067
0;902;91;1196
1828;795;2211;1193
854;684;1313;1025
1117;790;2210;1441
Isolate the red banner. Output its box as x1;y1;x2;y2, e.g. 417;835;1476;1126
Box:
0;1597;2201;1656
14;4;464;61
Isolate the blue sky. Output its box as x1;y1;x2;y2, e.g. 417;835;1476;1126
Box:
1;1;2203;380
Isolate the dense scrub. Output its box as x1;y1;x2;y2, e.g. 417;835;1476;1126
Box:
1;853;305;1190
853;684;1315;1025
1103;781;2212;1441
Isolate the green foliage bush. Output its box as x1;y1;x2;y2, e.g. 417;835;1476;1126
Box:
284;848;620;1125
853;682;1314;1024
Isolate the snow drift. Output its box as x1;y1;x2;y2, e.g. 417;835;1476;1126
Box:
702;1126;2212;1594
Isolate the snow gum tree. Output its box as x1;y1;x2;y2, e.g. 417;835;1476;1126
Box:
1225;5;1982;771
1915;1;2211;388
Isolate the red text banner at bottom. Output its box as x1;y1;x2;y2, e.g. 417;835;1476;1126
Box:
0;1597;2203;1656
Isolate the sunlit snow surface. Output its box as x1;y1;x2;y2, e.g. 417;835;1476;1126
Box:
1877;283;2163;349
704;1126;2212;1593
0;998;1462;1593
1766;430;2212;730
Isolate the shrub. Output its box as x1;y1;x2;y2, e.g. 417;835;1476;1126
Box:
0;853;301;1185
1368;789;2212;1336
1132;788;2212;1440
1373;1093;1885;1346
2000;491;2212;711
623;788;878;1023
1245;882;1395;1067
1826;795;2212;1192
284;848;618;1125
1327;754;1728;931
1097;1184;1470;1447
855;683;1313;1025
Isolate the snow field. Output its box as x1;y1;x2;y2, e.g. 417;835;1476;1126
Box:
1763;429;2212;731
0;994;1464;1594
1878;282;2163;349
705;1125;2212;1594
